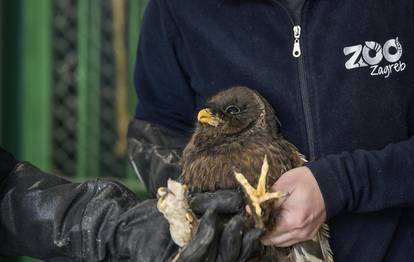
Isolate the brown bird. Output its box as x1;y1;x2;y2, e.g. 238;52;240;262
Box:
181;86;332;262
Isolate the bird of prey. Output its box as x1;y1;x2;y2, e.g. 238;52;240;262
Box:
180;86;333;262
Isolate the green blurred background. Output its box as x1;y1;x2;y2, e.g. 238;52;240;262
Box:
0;0;149;261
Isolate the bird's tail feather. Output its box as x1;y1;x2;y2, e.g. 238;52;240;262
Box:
290;224;334;262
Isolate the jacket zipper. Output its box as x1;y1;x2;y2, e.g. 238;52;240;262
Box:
297;38;316;160
292;25;301;58
270;0;316;160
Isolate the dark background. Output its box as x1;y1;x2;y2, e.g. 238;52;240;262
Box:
0;0;149;261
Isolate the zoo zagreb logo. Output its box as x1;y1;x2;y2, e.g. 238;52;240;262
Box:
343;37;406;78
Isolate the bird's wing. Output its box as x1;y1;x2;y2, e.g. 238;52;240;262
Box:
291;224;334;262
318;224;334;262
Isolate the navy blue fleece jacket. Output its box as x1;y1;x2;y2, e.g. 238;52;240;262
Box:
132;0;414;261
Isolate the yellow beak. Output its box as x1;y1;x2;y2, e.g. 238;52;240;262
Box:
197;108;220;126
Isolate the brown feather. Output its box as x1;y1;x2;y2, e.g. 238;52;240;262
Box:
181;86;332;261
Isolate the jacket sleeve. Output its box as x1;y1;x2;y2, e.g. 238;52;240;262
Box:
307;136;414;220
129;0;196;197
308;80;414;220
133;0;196;133
127;118;188;198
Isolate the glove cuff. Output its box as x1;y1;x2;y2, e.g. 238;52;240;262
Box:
0;147;19;183
80;179;138;261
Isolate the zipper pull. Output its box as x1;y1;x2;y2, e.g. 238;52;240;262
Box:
292;25;301;58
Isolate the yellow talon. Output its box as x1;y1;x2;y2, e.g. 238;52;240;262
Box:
257;155;269;196
182;184;189;195
185;212;194;223
157;187;168;198
234;155;286;228
158;198;167;210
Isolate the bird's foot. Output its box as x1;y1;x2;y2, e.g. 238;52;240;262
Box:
157;180;199;247
234;155;287;228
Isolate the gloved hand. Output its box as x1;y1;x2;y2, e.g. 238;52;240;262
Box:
0;149;262;261
0;160;178;261
127;118;188;197
118;190;263;262
0;159;174;261
179;190;264;262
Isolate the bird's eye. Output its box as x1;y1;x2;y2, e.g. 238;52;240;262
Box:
225;105;241;115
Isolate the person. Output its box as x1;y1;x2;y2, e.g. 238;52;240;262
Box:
0;150;263;260
127;0;414;261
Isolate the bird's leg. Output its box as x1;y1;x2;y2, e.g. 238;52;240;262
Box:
157;180;199;248
234;155;286;229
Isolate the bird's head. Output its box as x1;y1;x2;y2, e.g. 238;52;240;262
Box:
194;86;280;142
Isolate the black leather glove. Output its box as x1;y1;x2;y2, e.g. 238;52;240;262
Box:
110;189;263;262
0;161;176;261
179;191;264;262
127;119;264;261
0;154;262;261
127;118;189;197
114;189;263;262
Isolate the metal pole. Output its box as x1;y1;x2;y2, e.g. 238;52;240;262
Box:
128;0;141;113
20;0;52;171
0;0;3;145
1;0;22;157
113;0;129;157
77;0;101;179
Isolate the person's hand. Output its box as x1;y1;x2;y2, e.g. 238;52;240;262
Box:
261;166;326;247
1;147;262;261
118;190;263;262
178;190;264;262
